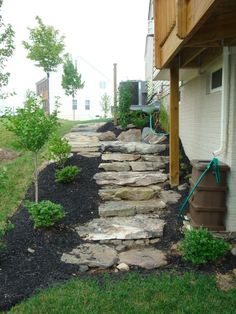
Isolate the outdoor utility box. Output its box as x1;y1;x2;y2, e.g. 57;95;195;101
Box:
189;160;230;231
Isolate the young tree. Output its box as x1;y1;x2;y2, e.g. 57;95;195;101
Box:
22;16;65;112
4;91;59;203
61;55;84;119
0;2;15;98
100;93;111;118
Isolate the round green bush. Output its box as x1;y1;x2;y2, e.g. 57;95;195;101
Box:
25;200;65;228
55;165;80;183
179;228;230;265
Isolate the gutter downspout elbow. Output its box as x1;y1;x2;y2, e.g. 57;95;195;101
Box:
213;47;230;157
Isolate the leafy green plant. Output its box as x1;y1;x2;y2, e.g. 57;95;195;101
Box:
118;82;132;128
55;165;80;183
61;54;84;105
23;16;65;110
100;93;111;118
129;111;148;128
4;91;59;203
159;104;169;132
0;13;15;98
48;133;71;168
179;228;230;265
25;200;65;228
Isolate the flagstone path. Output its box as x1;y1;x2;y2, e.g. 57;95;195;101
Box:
61;123;181;271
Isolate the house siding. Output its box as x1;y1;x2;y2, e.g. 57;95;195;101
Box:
179;74;222;161
179;51;236;231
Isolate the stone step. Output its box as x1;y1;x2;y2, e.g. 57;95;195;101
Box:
71;122;106;133
102;153;169;163
70;142;101;153
70;141;167;155
101;141;167;155
98;160;166;172
102;153;141;162
65;131;116;142
76;214;165;241
99;199;167;217
99;186;162;201
61;243;167;270
94;171;168;187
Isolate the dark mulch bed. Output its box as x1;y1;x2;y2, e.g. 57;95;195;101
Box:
0;154;100;311
97;122;123;137
0;123;236;311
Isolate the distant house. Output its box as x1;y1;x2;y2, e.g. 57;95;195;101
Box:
39;56;112;120
147;0;236;231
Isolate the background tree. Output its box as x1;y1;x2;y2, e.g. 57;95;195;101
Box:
100;93;111;118
0;1;15;98
118;82;132;128
4;91;59;203
22;16;65;112
61;55;84;119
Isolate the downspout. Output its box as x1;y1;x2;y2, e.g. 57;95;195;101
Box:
213;47;230;156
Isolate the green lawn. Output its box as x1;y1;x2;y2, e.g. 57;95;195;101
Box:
0;119;82;222
6;272;236;314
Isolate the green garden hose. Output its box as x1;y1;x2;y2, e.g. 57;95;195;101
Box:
179;158;220;217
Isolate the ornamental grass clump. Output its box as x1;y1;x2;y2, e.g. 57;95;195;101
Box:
25;200;65;228
179;228;230;265
55;165;80;183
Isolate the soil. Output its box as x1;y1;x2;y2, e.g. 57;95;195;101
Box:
0;149;21;163
0;123;236;312
96;122;123;137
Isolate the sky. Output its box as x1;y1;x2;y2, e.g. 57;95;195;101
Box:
1;0;149;109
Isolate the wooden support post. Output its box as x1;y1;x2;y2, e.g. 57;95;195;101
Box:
170;67;179;186
113;63;118;126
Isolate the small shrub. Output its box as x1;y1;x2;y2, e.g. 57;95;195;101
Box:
179;228;230;265
25;200;65;228
118;82;132;129
55;165;80;183
129;111;148;128
159;104;169;132
48;133;71;168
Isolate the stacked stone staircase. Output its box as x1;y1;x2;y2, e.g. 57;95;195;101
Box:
61;124;181;270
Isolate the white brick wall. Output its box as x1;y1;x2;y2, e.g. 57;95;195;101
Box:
179;52;236;231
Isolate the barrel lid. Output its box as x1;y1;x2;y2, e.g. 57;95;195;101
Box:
191;159;230;172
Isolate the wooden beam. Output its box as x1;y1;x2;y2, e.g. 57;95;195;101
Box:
160;25;183;68
176;0;187;39
180;47;206;67
169;67;179;187
177;0;217;40
153;0;161;69
187;12;236;46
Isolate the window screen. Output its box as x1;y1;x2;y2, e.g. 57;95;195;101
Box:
211;68;222;90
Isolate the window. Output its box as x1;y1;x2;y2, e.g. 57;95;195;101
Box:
211;68;222;92
99;81;106;89
148;19;154;35
85;100;90;110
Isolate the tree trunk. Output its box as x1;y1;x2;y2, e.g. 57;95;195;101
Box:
34;153;38;203
72;96;75;121
47;72;50;115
